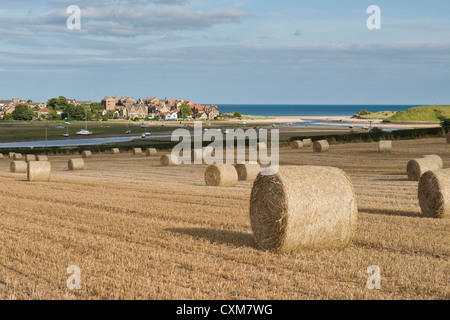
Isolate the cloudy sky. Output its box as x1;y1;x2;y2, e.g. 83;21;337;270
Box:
0;0;449;104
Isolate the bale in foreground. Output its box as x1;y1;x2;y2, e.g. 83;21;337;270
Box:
290;140;303;149
82;151;92;158
68;159;85;170
379;140;392;153
313;140;329;153
146;148;157;156
407;157;442;181
10;161;27;173
205;164;238;187
250;166;358;252
234;163;261;182
27;161;51;182
418;169;450;218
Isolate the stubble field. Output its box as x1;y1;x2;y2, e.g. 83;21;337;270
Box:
0;137;448;300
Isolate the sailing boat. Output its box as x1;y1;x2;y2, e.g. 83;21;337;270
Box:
77;112;92;135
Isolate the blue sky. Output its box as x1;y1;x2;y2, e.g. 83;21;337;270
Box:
0;0;449;104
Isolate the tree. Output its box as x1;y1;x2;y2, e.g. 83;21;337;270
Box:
233;112;242;119
178;104;192;119
11;104;35;120
105;110;115;119
62;103;76;120
440;118;450;133
359;109;370;115
3;114;11;121
48;96;69;111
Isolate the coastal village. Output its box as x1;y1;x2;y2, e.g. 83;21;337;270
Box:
0;96;220;121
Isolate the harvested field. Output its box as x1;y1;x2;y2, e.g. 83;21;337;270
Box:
0;137;448;300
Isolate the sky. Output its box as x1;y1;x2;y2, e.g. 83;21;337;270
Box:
0;0;449;104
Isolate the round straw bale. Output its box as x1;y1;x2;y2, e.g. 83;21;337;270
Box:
423;155;443;169
81;151;92;158
313;140;329;153
205;164;238;187
25;154;36;162
446;132;450;144
145;148;157;156
160;154;177;166
111;148;120;154
132;148;142;155
302;139;312;147
36;155;48;161
290;140;303;149
407;158;442;181
10;161;27;173
8;152;15;159
378;140;392;153
418;169;450;218
13;153;23;160
0;154;3;159
68;158;85;170
27;161;51;182
250;165;358;252
234;163;261;182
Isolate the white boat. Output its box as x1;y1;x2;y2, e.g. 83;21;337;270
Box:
76;129;92;135
224;129;231;134
77;113;92;135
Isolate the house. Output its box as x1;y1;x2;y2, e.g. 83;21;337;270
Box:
122;104;148;119
36;107;51;118
101;97;117;111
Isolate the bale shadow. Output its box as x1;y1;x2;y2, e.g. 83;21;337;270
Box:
359;207;423;218
167;227;257;249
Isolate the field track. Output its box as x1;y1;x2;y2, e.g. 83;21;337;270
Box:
0;137;448;299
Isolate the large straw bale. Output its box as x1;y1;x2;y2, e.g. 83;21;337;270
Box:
27;161;51;182
8;152;15;159
379;140;392;153
0;154;3;159
313;140;329;153
205;164;238;187
250;165;358;252
290;140;303;149
111;148;120;154
68;158;85;170
13;153;23;160
418;169;450;218
234;163;261;182
10;161;27;173
407;157;442;181
36;155;48;161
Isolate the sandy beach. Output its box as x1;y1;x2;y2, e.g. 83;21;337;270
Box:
228;116;440;129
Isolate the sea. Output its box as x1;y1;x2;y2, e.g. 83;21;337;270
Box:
215;104;419;117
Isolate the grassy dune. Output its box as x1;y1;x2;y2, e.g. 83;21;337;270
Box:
0;138;448;299
358;105;450;122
